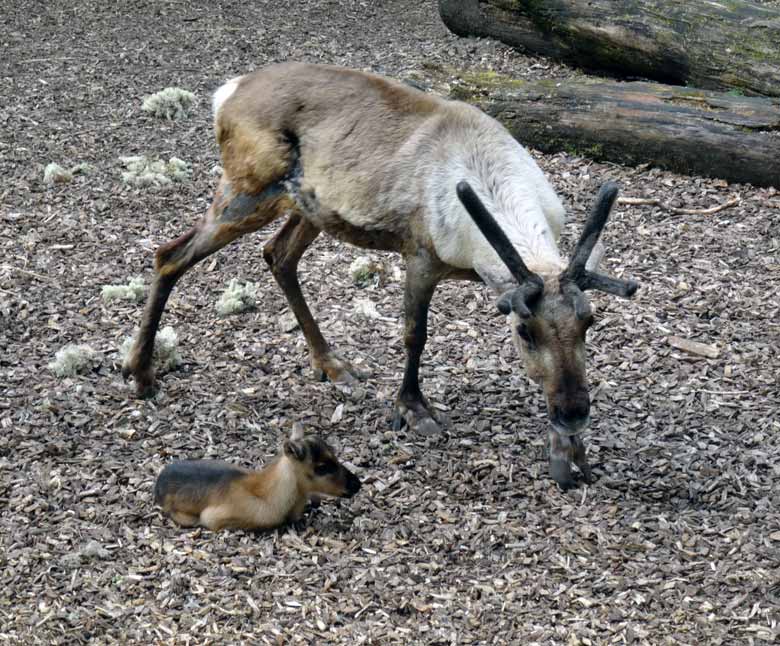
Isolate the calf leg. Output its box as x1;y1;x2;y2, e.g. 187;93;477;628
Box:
263;213;364;383
122;176;293;397
392;250;443;436
170;510;199;527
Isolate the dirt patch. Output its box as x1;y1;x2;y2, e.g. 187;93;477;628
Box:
1;1;779;644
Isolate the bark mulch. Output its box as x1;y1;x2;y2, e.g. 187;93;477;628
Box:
1;1;778;643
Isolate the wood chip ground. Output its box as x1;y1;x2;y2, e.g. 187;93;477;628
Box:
1;1;778;644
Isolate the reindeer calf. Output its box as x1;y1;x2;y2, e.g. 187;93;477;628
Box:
154;425;360;531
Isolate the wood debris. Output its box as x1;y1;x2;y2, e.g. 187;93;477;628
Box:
618;195;741;215
667;336;721;359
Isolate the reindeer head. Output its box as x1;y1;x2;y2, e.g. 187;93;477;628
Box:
284;424;362;498
457;181;638;439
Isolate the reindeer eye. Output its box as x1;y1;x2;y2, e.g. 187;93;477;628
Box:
314;461;337;476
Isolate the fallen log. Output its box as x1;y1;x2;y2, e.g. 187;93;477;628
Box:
438;70;780;188
439;0;780;97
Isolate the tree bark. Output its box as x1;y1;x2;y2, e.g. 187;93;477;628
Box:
443;70;780;188
439;0;780;97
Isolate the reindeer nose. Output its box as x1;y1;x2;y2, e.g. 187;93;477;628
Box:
553;393;590;432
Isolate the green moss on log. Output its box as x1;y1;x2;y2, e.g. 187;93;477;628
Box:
440;66;780;187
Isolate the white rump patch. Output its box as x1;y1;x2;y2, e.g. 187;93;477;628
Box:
212;76;243;118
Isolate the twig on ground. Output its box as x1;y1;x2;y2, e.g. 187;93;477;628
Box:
618;196;740;215
20;57;75;64
1;264;54;282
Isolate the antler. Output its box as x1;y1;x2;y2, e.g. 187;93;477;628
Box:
457;181;543;316
562;182;639;299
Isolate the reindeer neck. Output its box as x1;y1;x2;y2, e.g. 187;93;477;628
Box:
243;456;303;522
427;110;566;290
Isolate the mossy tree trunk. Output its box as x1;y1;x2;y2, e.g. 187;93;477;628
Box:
444;70;780;187
439;0;780;97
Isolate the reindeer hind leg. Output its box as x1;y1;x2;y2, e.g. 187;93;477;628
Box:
263;212;366;384
123;175;293;398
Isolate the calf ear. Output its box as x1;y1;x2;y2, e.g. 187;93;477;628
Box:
290;422;305;441
284;440;307;461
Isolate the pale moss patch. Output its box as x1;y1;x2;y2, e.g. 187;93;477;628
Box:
120;155;191;188
353;298;381;319
49;344;99;377
119;326;181;373
101;277;146;303
141;87;196;120
70;162;95;175
44;163;73;185
349;257;385;288
44;162;95;185
216;279;258;316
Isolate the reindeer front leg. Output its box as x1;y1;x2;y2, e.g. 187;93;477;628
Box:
549;430;593;490
393;250;442;436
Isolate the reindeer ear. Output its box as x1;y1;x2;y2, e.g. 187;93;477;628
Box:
497;283;541;318
290;422;305;442
284;440;307;461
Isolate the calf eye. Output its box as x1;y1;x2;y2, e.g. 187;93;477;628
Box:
314;461;337;476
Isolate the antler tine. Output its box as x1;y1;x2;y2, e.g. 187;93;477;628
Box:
456;180;541;287
581;272;638;298
566;181;619;280
563;181;639;299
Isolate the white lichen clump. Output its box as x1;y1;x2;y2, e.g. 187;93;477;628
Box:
44;163;73;185
70;162;94;175
120;156;191;188
49;344;99;377
120;326;182;373
43;162;95;185
101;277;146;303
349;257;385;287
353;298;381;319
141;87;196;120
216;279;258;316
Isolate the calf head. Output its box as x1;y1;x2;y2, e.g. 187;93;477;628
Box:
284;424;362;498
457;181;638;488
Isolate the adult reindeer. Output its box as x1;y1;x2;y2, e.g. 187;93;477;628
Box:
122;62;638;489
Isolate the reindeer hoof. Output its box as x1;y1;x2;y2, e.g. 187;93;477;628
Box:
122;360;157;399
312;353;365;384
136;381;158;399
577;462;594;485
550;457;576;491
392;399;443;436
415;416;442;436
